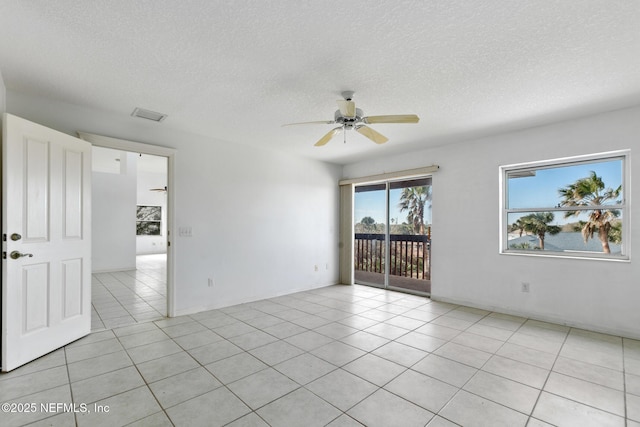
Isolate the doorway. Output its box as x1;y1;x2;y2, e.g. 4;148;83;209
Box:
353;177;432;295
79;131;176;329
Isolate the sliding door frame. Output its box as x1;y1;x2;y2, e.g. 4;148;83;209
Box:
339;165;439;294
350;173;435;297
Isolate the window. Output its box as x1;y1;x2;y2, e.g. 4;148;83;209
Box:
501;151;628;260
136;206;162;235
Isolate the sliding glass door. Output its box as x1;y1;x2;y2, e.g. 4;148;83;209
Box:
388;178;431;294
353;177;432;295
353;184;387;288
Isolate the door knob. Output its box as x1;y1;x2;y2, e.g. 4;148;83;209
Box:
10;233;22;241
10;251;33;260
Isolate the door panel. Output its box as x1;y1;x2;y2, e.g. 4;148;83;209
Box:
2;113;92;372
353;184;387;288
25;137;50;242
388;178;431;294
62;259;83;319
23;263;50;332
63;149;84;239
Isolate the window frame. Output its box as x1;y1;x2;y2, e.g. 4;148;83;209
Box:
136;205;163;236
499;150;630;261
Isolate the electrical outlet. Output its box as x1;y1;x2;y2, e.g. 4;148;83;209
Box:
314;265;319;272
521;282;530;293
208;278;214;288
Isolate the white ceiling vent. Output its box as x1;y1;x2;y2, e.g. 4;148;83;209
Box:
131;107;167;122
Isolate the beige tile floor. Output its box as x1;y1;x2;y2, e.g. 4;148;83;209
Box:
91;254;167;330
1;281;639;426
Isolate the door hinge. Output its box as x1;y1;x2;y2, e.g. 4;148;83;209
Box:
167;241;171;247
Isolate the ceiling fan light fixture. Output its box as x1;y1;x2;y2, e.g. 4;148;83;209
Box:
283;91;419;146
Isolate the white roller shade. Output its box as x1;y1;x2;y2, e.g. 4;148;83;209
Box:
339;165;439;186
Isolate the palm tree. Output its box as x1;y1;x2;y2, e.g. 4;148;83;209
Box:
398;186;431;235
509;218;526;237
519;212;561;250
558;171;621;254
609;222;622;245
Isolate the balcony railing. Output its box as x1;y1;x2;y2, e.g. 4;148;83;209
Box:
354;233;430;281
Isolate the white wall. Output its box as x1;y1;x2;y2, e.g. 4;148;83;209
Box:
137;170;167;255
344;105;640;339
0;69;5;114
0;70;5;139
7;90;342;315
92;152;137;272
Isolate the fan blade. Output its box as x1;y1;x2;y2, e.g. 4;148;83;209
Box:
356;125;388;144
363;114;419;124
337;100;356;117
315;127;342;146
282;120;335;127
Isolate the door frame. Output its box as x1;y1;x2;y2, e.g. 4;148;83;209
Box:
339;165;439;291
352;176;433;297
77;132;177;318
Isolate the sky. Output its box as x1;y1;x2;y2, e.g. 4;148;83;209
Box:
506;158;623;226
354;158;622;227
507;158;622;209
354;186;432;226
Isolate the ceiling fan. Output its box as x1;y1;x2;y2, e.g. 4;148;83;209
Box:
283;91;419;146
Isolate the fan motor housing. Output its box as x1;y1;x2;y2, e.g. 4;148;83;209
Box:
334;108;364;128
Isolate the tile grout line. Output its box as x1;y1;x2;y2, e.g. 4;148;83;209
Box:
110;327;177;427
430;309;511;424
64;345;77;427
211;291;429;424
138;313;299;425
90;259;168;331
622;338;628;426
525;325;572;426
540;329;629;423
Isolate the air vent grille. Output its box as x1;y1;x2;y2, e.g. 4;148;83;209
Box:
131;107;167;122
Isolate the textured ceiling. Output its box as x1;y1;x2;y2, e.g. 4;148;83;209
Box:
1;1;639;165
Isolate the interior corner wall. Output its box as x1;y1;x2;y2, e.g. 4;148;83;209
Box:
92;152;137;272
343;105;640;339
6;90;342;315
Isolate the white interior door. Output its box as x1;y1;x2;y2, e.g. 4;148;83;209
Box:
2;113;92;372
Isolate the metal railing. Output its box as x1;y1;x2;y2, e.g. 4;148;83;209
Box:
354;233;430;280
